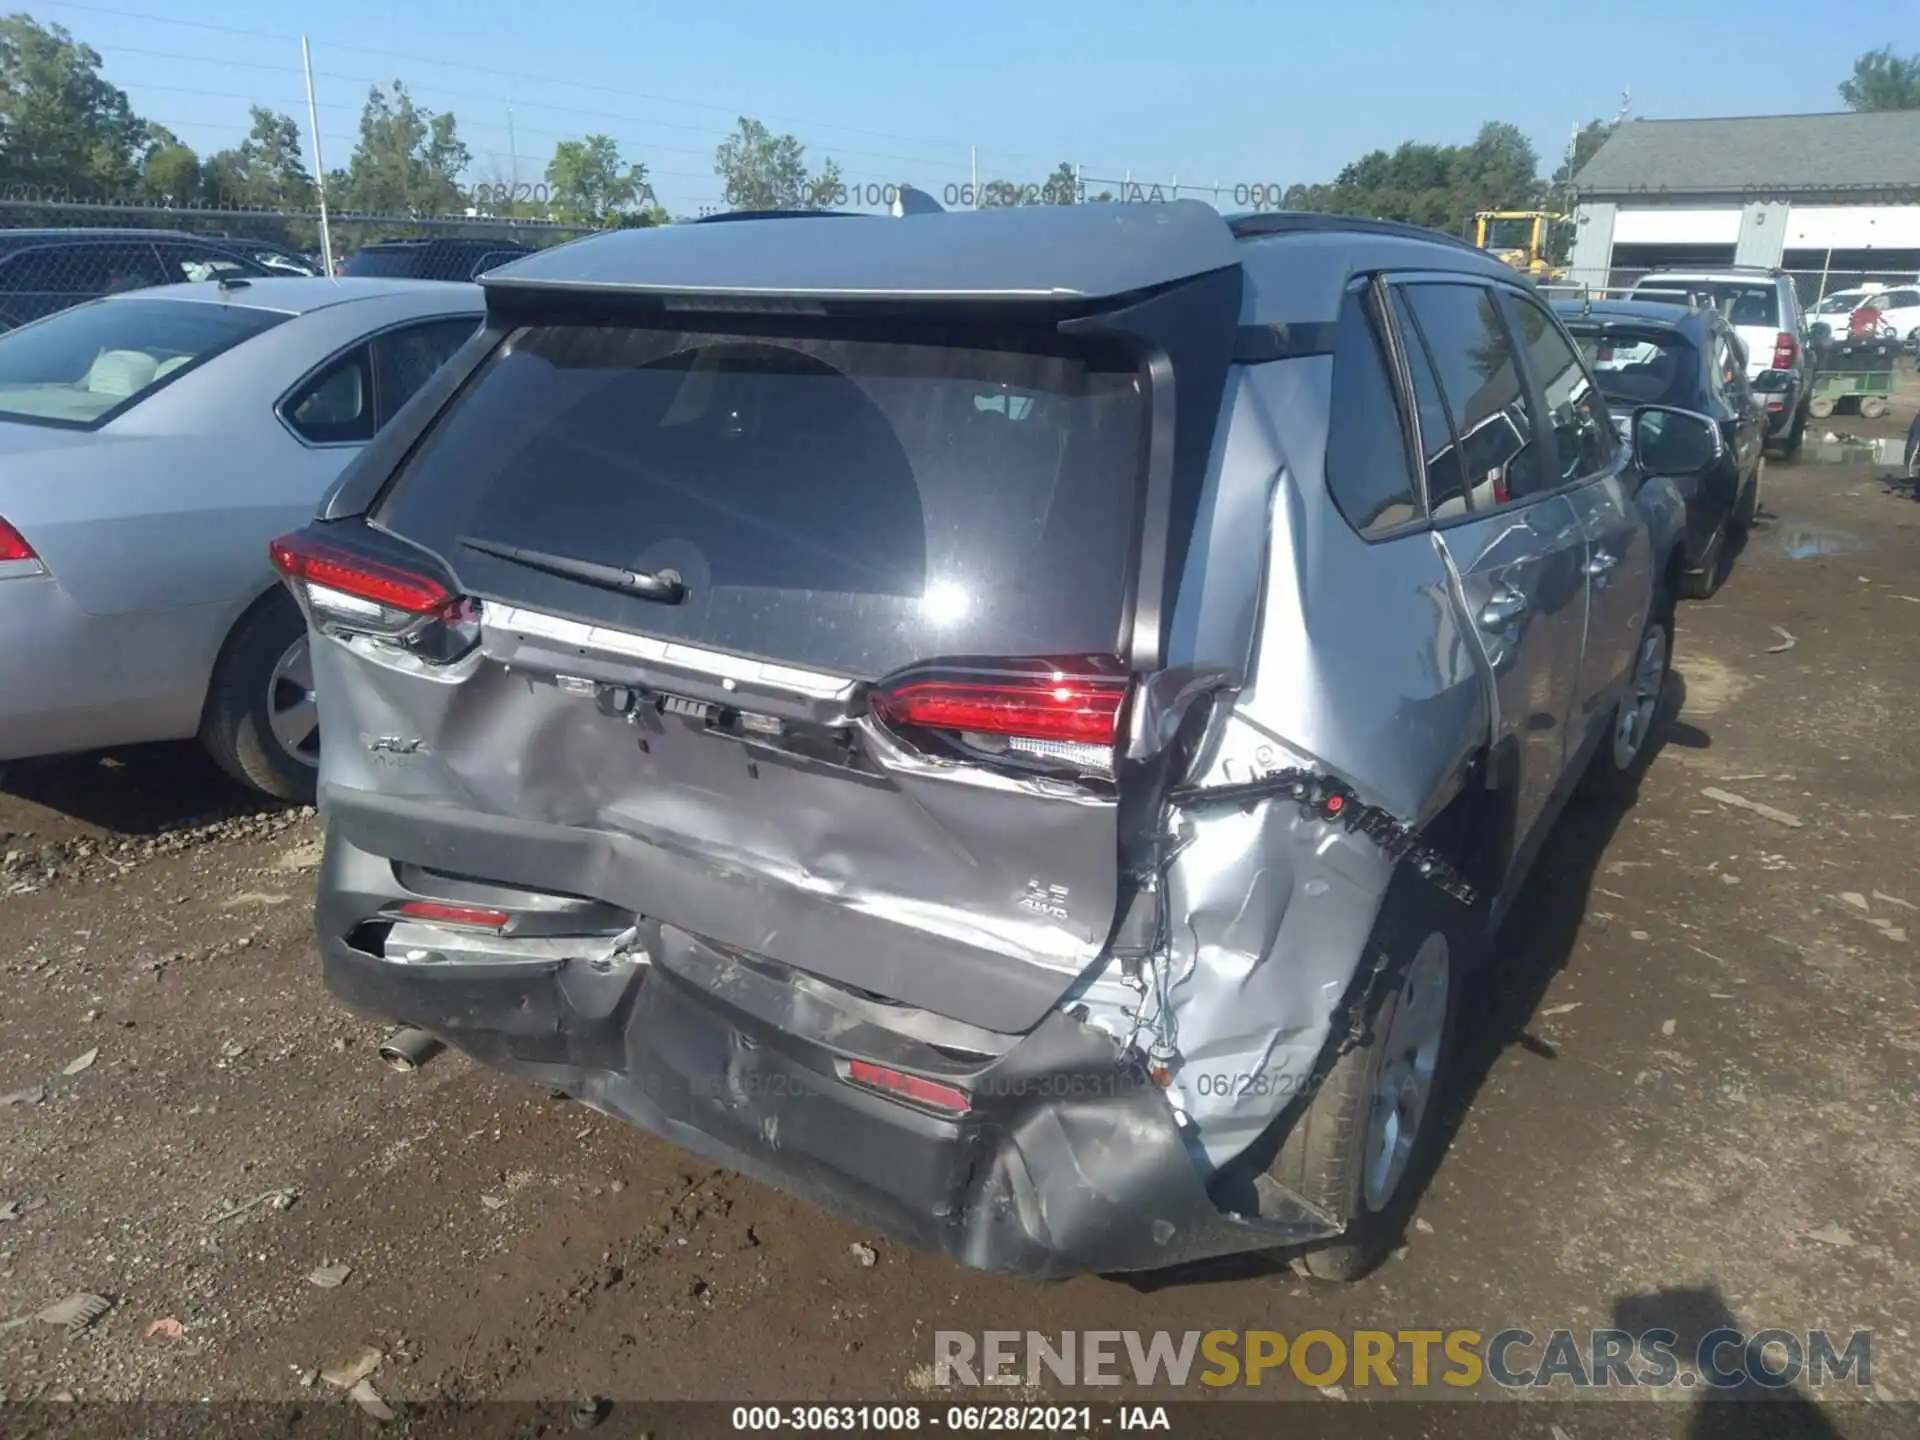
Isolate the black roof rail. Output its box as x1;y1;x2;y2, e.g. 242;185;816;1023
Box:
1226;211;1488;256
1642;262;1782;277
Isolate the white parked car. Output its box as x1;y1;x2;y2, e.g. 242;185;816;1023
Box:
0;277;483;801
1805;284;1920;343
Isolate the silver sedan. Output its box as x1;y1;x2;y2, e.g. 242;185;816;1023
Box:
0;276;484;801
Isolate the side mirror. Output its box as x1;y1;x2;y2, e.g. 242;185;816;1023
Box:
1632;405;1724;477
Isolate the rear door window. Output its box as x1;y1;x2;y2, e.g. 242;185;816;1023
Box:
1502;293;1616;484
377;323;1147;679
1325;287;1419;536
373;316;479;424
1397;282;1545;508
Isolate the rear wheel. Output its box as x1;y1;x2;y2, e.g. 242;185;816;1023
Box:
1731;459;1762;532
1860;396;1890;420
1578;600;1672;802
200;590;319;804
1808;395;1837;420
1273;880;1466;1282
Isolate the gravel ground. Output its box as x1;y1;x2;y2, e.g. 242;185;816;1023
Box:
2;428;1918;1434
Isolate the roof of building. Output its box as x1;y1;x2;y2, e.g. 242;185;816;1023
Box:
1573;111;1920;198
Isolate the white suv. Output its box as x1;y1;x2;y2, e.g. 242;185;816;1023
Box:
1806;284;1920;344
1629;267;1813;459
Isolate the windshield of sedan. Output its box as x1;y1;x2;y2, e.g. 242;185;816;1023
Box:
1809;290;1876;316
0;296;289;428
1568;329;1697;407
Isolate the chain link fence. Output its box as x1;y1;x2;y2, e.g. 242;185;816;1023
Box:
0;193;598;329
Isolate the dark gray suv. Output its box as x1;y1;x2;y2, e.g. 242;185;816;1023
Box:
274;202;1703;1280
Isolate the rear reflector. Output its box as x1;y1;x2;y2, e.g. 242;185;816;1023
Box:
844;1059;972;1115
0;515;38;565
270;532;450;615
392;900;511;932
873;672;1126;746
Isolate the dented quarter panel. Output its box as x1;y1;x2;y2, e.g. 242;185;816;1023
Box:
1074;351;1493;1170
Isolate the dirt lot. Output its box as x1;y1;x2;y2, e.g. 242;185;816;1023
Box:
2;410;1919;1430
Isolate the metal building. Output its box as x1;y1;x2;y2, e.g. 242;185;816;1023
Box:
1568;110;1920;301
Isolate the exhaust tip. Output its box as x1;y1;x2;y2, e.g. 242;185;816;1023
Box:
378;1026;444;1073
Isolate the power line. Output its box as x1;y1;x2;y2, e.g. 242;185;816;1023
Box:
39;0;1075;167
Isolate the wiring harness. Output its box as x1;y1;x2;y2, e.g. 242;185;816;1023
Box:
1167;767;1477;906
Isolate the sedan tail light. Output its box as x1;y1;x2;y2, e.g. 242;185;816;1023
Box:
1771;332;1797;370
870;655;1129;776
270;528;479;664
0;515;44;576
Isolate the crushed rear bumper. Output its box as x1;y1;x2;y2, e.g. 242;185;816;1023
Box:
316;824;1342;1279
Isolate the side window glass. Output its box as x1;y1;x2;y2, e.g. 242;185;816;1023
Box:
374;317;481;426
9;244;166;296
1389;288;1469;518
285;345;376;444
1504;293;1616;486
1400;283;1543;508
1324;287;1419;536
155;244;253;284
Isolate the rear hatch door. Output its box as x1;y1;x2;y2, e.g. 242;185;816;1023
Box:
336;305;1174;1031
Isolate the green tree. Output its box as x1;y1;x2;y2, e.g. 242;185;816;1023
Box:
336;81;469;216
201;107;316;209
545;133;656;225
1044;159;1078;203
1840;45;1920;110
0;14;147;192
1552;118;1618;187
712;116;839;210
141;123;202;205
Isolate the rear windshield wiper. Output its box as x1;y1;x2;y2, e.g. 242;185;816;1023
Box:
460;537;686;604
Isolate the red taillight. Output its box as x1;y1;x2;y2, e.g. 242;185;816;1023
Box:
844;1059;971;1115
270;532;448;615
391;900;511;932
1771;332;1796;370
0;515;37;565
872;668;1126;746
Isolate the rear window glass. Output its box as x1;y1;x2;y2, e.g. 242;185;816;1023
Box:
1570;329;1697;406
377;324;1146;679
0;296;287;428
1632;279;1778;328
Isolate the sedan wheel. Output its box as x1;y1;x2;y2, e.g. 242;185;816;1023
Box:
266;634;321;767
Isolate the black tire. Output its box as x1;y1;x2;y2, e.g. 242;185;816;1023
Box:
1577;596;1673;803
1775;402;1806;461
200;590;319;805
1272;876;1468;1282
1731;463;1761;533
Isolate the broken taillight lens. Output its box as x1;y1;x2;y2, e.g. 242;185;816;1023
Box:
390;900;512;933
843;1059;972;1115
270;529;478;663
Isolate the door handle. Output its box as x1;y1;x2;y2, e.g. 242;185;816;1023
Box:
1478;586;1529;628
1586;550;1619;577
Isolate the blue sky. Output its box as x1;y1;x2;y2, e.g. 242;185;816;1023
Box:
35;0;1920;216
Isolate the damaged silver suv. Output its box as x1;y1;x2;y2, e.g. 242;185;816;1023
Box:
274;202;1706;1280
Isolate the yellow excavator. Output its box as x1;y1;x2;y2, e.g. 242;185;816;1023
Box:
1473;210;1569;281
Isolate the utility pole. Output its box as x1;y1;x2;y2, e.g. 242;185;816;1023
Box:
300;35;334;277
970;145;978;208
507;99;520;195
